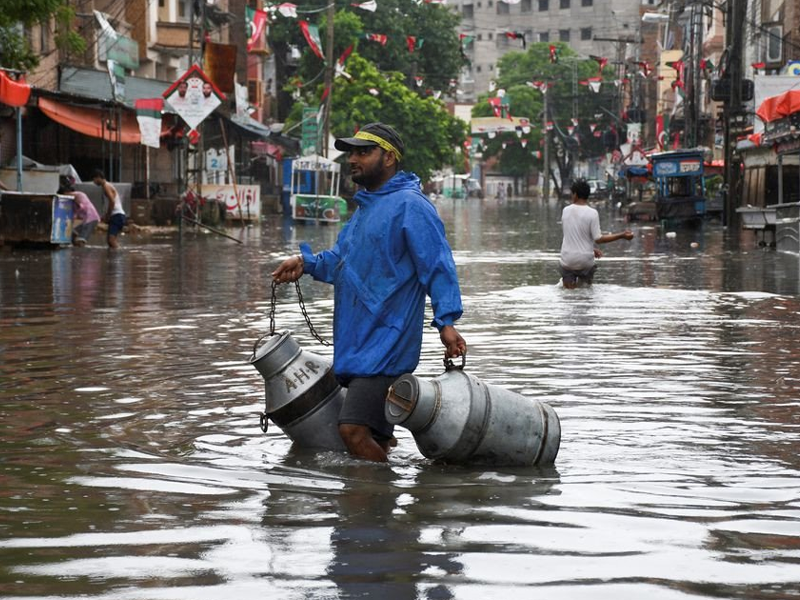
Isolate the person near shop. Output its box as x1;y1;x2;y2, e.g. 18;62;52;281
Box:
559;178;634;288
92;170;126;248
59;177;100;246
271;123;467;463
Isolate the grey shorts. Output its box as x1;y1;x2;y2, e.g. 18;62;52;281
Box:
339;376;397;441
559;264;597;286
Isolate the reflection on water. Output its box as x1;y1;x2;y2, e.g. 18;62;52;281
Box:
2;201;800;599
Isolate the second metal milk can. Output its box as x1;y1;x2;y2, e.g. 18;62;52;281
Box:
250;329;346;451
385;359;561;466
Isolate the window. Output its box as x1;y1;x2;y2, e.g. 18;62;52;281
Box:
489;64;494;71
521;0;532;12
477;1;482;6
39;23;49;52
488;32;493;40
538;0;548;10
497;2;509;14
488;0;493;5
581;0;592;5
539;31;549;42
177;0;189;20
560;0;569;8
476;65;482;72
765;24;783;63
477;33;482;40
559;29;570;41
463;4;474;17
580;27;592;40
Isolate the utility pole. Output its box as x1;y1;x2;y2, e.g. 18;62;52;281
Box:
723;0;746;227
543;90;550;199
322;1;335;157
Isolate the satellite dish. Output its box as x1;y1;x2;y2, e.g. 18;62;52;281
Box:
785;61;800;76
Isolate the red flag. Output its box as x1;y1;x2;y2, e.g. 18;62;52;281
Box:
299;21;324;60
655;114;665;150
406;36;417;52
246;8;269;52
548;45;559;63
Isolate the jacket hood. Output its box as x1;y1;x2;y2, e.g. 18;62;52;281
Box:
353;171;421;207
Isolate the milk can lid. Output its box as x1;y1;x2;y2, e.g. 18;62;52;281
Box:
384;374;419;424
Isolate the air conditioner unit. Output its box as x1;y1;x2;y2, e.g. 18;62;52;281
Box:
765;24;783;64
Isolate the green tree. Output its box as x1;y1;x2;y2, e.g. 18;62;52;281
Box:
287;53;467;183
268;0;465;120
473;42;617;194
0;0;85;71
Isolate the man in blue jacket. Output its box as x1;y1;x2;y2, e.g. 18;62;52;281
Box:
272;123;467;462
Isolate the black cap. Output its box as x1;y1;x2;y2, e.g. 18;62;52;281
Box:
334;122;405;161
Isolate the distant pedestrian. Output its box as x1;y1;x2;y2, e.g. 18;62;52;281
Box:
59;177;99;246
559;179;634;289
92;170;126;248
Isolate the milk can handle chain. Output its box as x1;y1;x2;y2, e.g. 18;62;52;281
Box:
266;280;331;347
444;353;466;371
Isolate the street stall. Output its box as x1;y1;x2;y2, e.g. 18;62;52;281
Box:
0;192;73;246
650;149;707;226
753;90;800;254
289;154;347;223
619;165;656;222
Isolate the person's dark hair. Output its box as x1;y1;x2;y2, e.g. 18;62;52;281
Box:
571;178;590;200
92;169;106;180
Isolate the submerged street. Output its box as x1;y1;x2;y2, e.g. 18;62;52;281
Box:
2;197;800;599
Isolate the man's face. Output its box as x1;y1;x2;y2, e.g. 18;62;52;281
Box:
348;145;387;189
92;177;102;186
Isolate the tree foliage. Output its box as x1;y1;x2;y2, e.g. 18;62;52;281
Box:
287;53;467;183
0;0;85;71
268;0;465;120
472;42;619;189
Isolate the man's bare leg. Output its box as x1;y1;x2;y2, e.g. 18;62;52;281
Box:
339;424;388;462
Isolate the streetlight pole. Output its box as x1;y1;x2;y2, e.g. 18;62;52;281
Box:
322;1;335;157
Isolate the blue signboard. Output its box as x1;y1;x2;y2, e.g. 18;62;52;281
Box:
52;196;74;244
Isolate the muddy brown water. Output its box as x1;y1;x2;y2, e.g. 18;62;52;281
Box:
1;197;800;599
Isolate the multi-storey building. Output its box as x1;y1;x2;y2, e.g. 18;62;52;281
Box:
457;0;653;101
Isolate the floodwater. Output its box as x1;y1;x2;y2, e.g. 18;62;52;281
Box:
2;197;800;600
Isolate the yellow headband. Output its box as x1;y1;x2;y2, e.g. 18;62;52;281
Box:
354;131;403;161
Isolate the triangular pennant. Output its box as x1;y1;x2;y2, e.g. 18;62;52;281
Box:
351;0;377;11
276;3;298;18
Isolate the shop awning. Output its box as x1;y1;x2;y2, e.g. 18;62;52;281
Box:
756;90;800;123
38;97;164;144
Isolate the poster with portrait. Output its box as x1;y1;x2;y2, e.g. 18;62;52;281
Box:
163;65;225;131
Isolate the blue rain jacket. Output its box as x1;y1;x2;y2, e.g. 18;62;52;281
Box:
300;171;463;381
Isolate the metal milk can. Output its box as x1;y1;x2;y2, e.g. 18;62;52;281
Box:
250;329;346;451
385;358;561;466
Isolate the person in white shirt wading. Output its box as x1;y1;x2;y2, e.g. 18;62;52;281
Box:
559;179;634;289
